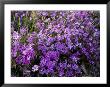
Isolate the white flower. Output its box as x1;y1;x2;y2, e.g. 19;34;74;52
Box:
32;65;39;72
12;31;21;40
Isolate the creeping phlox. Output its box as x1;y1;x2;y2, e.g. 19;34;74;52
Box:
11;11;100;77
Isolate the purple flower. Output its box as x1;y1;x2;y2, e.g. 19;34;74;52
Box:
27;32;37;43
55;42;68;54
59;70;64;77
14;43;35;65
39;58;56;75
65;69;74;77
40;56;49;67
45;51;59;61
70;54;80;63
20;27;27;35
27;35;34;43
15;55;22;64
72;64;79;70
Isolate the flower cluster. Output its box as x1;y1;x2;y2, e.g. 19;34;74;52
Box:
11;10;100;77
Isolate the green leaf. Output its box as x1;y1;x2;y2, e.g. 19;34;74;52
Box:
17;17;21;30
20;36;27;43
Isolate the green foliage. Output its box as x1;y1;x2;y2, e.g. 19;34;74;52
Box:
20;36;27;43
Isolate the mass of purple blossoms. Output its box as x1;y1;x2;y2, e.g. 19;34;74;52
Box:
11;11;100;77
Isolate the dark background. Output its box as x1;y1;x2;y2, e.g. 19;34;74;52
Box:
0;0;109;87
